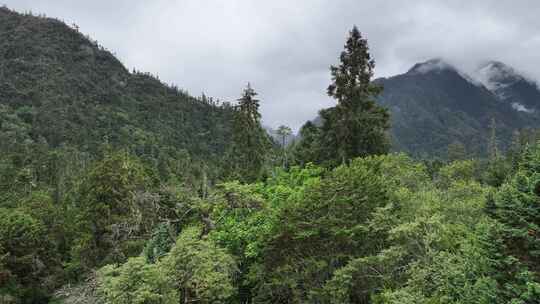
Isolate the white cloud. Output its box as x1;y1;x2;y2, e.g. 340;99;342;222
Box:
512;102;534;113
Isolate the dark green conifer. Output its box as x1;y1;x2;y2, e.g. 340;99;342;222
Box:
292;121;322;165
319;26;390;166
230;83;270;182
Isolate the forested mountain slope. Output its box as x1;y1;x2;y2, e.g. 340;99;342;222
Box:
0;7;234;180
0;8;240;302
374;59;540;157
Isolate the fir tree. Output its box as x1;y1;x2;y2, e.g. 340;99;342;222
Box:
230;83;270;182
292;121;322;166
319;26;390;166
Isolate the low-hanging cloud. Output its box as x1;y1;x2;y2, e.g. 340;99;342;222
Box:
4;0;540;130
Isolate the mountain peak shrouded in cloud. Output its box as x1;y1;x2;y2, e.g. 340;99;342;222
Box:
473;60;526;91
367;58;540;157
402;58;540;110
406;58;454;75
471;60;540;112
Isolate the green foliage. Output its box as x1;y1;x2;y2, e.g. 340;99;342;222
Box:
252;155;419;302
491;144;540;272
143;222;175;263
0;208;58;303
276;125;292;147
161;226;238;303
98;257;178;304
320;26;390;165
208;164;324;257
292;121;322;166
484;158;511;187
436;159;480;188
293;27;390;167
447;141;467;161
203;165;323;303
229;83;272;182
96;226;239;304
69;151;152;272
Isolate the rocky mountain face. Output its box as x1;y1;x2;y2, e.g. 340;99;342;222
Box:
373;59;540;157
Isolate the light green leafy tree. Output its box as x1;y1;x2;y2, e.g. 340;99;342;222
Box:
161;226;238;304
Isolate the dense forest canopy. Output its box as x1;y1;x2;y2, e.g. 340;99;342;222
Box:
0;7;539;304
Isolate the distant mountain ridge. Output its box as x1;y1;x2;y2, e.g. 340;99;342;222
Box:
371;58;540;157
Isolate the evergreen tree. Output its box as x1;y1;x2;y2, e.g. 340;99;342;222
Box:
70;151;151;271
492;145;540;272
230;83;271;182
508;130;524;170
318;26;390;166
485;118;509;186
143;222;175;263
292;121;322;166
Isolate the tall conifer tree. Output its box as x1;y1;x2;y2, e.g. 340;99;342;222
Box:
319;26;390;166
230;83;270;182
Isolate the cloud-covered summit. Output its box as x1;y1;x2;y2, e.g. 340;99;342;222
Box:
407;58;455;75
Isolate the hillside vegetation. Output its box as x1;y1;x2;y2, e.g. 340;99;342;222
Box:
0;6;235;187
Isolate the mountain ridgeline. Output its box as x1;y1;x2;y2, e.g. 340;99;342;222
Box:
0;7;235;183
374;59;540;157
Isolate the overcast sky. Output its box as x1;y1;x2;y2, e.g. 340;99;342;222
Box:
4;1;540;130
